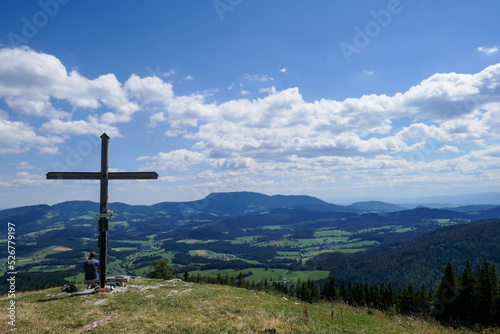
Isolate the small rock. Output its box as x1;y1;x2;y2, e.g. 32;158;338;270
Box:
94;299;107;305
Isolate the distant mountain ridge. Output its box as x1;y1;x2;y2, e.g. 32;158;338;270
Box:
382;192;500;207
347;201;405;213
0;191;346;228
443;204;498;212
3;191;500;226
4;190;500;215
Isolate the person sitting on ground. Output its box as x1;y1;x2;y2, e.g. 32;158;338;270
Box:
83;251;99;281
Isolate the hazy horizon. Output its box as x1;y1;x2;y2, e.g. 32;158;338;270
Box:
2;190;500;211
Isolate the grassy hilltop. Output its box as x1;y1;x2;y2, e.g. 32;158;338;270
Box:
1;278;495;334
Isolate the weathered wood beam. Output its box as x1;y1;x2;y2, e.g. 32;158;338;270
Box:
46;172;100;179
99;133;109;289
46;172;158;180
109;172;158;180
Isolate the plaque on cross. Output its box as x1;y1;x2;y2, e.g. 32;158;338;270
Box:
47;133;158;288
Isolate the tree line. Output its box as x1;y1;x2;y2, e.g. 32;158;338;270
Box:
306;258;499;327
150;258;499;329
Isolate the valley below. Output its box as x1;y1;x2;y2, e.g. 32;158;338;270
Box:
1;191;499;292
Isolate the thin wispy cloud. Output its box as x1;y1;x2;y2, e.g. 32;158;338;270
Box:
478;46;499;54
259;86;276;94
243;74;275;82
437;145;461;153
11;161;36;169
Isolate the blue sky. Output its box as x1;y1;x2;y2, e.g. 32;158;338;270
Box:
1;0;500;208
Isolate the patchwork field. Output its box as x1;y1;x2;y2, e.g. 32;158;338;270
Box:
0;195;484;292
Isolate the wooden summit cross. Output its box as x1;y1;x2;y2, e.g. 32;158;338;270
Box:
46;133;158;288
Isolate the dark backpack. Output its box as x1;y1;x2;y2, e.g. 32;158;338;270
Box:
62;284;78;293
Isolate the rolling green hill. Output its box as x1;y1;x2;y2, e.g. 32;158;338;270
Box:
0;277;488;334
2;192;500;295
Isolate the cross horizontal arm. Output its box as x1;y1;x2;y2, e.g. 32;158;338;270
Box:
109;172;158;180
46;172;158;180
47;172;100;179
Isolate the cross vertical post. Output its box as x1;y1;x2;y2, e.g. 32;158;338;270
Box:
99;133;110;288
46;133;158;289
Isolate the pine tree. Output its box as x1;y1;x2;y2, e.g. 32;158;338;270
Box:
149;259;177;280
237;272;244;287
400;283;416;315
345;280;355;305
433;261;458;323
295;280;307;302
488;263;498;326
309;279;320;302
364;282;373;307
475;259;497;326
370;283;382;309
384;282;398;310
339;280;348;302
352;281;365;306
456;259;475;325
321;274;339;302
496;277;500;327
416;284;430;317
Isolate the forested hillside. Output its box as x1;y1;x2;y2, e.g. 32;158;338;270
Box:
307;219;500;289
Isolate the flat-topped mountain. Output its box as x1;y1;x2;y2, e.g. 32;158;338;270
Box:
2;191;500;295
